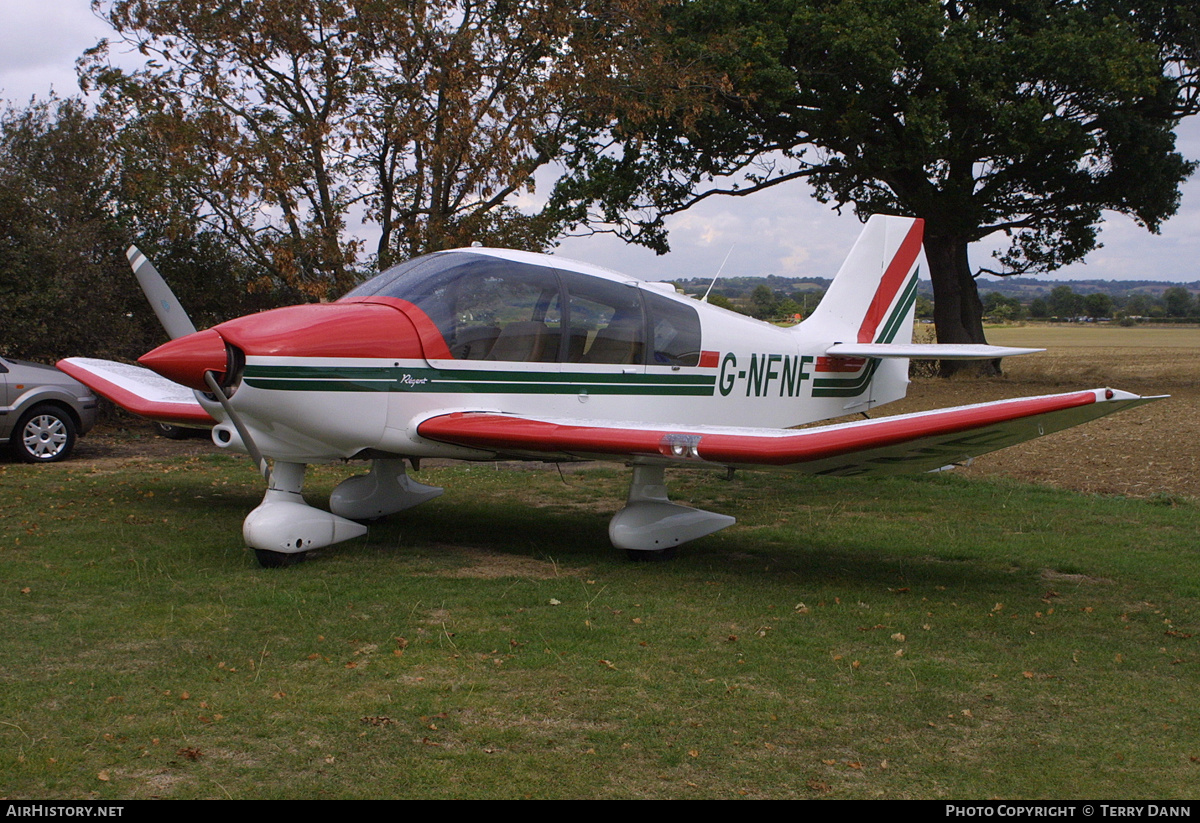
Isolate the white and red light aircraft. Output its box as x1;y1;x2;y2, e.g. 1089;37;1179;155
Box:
59;216;1160;567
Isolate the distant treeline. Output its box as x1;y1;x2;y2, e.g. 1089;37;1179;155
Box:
673;276;834;321
973;277;1200;299
979;284;1199;323
674;275;1199;323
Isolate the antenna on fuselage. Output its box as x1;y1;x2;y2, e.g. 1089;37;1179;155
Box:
701;246;735;303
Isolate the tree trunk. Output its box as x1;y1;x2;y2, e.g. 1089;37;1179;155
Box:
922;233;999;376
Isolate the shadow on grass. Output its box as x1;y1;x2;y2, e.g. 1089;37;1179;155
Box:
321;485;1049;598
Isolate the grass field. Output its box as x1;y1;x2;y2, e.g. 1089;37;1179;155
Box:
1;326;1198;799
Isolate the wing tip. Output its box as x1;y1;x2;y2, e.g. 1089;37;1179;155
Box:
1098;388;1168;403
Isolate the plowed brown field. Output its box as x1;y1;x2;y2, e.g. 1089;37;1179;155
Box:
886;325;1200;499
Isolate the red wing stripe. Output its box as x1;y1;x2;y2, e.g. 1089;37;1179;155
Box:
697;392;1096;465
856;219;924;344
417;391;1099;465
420;413;668;456
57;360;215;425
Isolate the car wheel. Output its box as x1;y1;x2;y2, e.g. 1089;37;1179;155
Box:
154;422;191;440
12;405;77;463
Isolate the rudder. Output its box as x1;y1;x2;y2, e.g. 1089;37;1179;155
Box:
793;215;924;413
800;215;924;345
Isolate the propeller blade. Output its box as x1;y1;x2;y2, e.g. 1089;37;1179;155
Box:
127;245;198;340
203;371;272;484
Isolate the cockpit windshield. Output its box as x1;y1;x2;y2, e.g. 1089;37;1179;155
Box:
343;252;700;366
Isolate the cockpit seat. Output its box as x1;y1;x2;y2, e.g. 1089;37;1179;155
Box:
582;315;643;364
486;321;548;362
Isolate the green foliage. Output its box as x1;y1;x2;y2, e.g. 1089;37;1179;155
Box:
914;294;935;320
705;293;736;312
1083;292;1115;319
982;292;1026;322
1124;292;1153;317
0;97;287;361
1048;285;1086;318
554;0;1200;345
0;98;155;361
1162;286;1194;317
776;297;801;318
748;283;779;319
977;282;1198;322
676;275;828;319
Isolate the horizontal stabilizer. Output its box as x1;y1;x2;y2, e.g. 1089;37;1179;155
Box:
57;357;213;425
418;389;1162;478
826;343;1043;360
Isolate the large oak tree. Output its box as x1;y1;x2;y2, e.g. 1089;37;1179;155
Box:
553;0;1200;355
84;0;651;299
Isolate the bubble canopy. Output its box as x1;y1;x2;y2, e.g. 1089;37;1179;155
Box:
342;249;701;366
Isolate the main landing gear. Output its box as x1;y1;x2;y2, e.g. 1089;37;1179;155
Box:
609;465;735;561
244;459;443;568
243;460;726;568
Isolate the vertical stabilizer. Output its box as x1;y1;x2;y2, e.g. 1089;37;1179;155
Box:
800;215;923;344
795;215;924;412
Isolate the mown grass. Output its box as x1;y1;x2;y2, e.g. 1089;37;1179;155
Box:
1;456;1197;798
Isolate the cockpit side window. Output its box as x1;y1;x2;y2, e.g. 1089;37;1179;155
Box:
342;253;698;366
643;290;702;367
560;271;646;365
454;268;561;361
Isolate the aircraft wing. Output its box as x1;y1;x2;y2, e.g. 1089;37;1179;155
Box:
418;389;1162;477
57;357;214;425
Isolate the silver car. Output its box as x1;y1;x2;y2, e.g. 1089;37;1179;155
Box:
0;358;98;463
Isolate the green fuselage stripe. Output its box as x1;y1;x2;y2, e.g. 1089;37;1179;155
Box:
812;359;882;396
243;364;716;396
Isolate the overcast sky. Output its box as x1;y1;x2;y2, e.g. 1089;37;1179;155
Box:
3;1;1197;285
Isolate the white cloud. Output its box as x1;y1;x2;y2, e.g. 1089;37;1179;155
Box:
0;1;110;102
